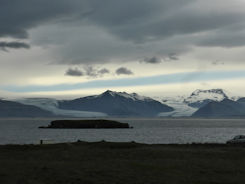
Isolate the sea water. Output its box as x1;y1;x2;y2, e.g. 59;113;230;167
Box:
0;118;245;145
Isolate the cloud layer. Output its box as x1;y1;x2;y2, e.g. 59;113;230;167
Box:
1;0;245;65
65;68;83;77
116;67;133;75
65;66;110;78
0;41;30;51
1;0;245;96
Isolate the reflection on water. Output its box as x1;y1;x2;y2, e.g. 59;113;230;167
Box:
0;118;245;145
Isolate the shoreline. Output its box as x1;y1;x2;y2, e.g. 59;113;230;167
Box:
0;141;232;146
0;117;245;120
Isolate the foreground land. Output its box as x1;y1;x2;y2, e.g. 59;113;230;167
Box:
1;142;245;184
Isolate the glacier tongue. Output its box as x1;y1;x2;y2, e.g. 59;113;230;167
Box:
156;89;232;117
17;98;107;117
154;96;198;117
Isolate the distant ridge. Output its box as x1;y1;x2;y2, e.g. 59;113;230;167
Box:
192;99;245;118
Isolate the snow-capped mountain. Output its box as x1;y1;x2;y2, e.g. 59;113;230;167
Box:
156;89;233;117
183;89;228;108
89;90;153;102
58;90;174;117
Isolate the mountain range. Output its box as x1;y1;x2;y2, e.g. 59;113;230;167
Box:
0;89;244;118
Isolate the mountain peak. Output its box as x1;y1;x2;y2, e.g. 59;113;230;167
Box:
100;90;152;101
102;90;117;97
191;89;228;98
184;88;228;108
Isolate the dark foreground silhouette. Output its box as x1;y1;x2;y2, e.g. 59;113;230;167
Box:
39;119;131;129
1;141;245;184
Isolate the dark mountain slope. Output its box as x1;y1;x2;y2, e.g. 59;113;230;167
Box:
0;100;54;117
192;99;245;118
58;90;174;117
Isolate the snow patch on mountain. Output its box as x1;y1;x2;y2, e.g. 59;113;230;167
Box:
96;90;153;101
183;89;228;108
185;89;228;103
155;89;233;117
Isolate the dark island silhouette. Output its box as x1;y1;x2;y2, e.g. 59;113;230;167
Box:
39;119;132;129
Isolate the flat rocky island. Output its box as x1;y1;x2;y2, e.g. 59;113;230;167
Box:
39;119;132;129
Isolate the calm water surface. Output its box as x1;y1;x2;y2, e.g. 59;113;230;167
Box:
0;118;245;145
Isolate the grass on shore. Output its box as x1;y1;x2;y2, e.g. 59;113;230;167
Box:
0;141;245;184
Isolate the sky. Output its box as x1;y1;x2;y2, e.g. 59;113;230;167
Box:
1;0;245;99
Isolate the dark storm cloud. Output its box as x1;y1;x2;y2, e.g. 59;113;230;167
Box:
2;0;245;43
0;41;30;51
83;66;110;78
143;57;162;64
0;0;88;39
1;0;245;63
142;53;179;64
116;67;133;75
98;68;110;75
65;66;110;78
83;0;245;43
65;68;83;77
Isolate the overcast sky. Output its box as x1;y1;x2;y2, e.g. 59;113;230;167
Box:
1;0;245;98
